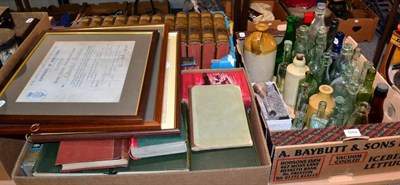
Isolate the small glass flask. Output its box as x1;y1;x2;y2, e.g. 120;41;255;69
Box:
345;101;371;126
0;28;18;67
292;83;310;129
309;101;329;128
276;40;293;93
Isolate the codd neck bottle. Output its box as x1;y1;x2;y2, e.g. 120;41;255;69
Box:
275;16;298;76
277;40;293;93
293;25;309;57
326;18;339;51
345;101;370;126
368;83;389;123
308;27;327;72
312;52;331;87
292;83;309;129
298;71;317;98
328;96;345;126
356;67;376;103
341;78;360;122
330;43;353;82
308;3;327;51
309;101;329;128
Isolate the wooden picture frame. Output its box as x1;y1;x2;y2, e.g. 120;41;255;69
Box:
0;29;159;133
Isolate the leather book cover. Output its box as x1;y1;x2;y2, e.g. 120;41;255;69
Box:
213;13;230;59
175;12;188;58
189;85;253;151
164;14;176;31
187;12;202;69
201;12;216;69
55;139;129;172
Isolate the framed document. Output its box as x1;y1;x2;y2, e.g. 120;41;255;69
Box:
0;29;159;133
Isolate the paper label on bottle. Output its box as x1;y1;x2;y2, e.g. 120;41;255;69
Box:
344;129;362;137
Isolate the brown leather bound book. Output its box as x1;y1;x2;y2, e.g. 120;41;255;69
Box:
138;14;151;24
77;17;91;27
151;14;164;24
187;12;202;69
164;14;176;31
55;139;129;172
88;16;102;27
201;12;215;69
126;15;140;25
175;12;188;58
114;15;127;26
101;15;115;26
213;13;230;59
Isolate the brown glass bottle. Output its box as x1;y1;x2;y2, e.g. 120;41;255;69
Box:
368;83;389;123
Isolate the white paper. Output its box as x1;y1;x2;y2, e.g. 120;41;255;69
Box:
17;41;135;103
344;129;362;137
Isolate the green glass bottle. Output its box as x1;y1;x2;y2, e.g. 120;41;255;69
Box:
276;40;293;93
309;101;329;128
297;71;317;98
275;15;299;76
358;60;373;85
345;101;370;126
328;96;345;126
292;83;309;129
356;67;377;103
312;52;331;87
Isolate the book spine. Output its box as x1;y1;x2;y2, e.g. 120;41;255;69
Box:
164;14;176;31
138;14;151;24
151;14;164;24
175;12;188;58
213;13;230;59
126;15;140;25
187;12;202;69
201;12;216;69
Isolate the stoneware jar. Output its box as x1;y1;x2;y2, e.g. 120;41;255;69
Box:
243;23;277;83
305;85;336;127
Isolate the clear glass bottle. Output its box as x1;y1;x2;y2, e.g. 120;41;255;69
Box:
368;83;389;123
345;101;370;126
356;67;377;103
330;43;353;81
283;53;309;108
292;83;309;129
277;40;293;93
307;27;328;72
328;96;345;126
309;101;329;128
341;80;360;122
308;3;327;51
275;16;298;76
312;52;331;87
293;25;309;57
298;71;317;98
326;18;339;51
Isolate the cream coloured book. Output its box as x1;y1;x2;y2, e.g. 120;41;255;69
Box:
189;84;253;151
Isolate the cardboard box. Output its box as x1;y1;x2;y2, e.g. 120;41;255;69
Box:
330;0;379;42
0;138;25;181
0;12;51;88
11;68;272;185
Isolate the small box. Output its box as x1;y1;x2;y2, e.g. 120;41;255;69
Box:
330;0;379;42
247;0;288;31
0;138;25;181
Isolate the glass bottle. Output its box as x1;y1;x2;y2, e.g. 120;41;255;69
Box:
283;53;309;108
351;47;362;77
275;16;299;76
297;71;317;99
312;52;331;87
276;40;293;93
358;60;373;85
292;83;310;129
308;3;327;50
330;43;353;81
326;18;339;51
329;31;345;62
341;79;360;122
356;67;377;103
368;83;389;123
328;96;345;126
243;23;277;82
292;25;309;57
309;101;329;128
308;27;328;72
345;101;370;126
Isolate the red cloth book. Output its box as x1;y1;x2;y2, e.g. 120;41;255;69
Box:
55;139;129;172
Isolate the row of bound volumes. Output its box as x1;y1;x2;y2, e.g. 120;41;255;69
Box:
74;12;231;69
